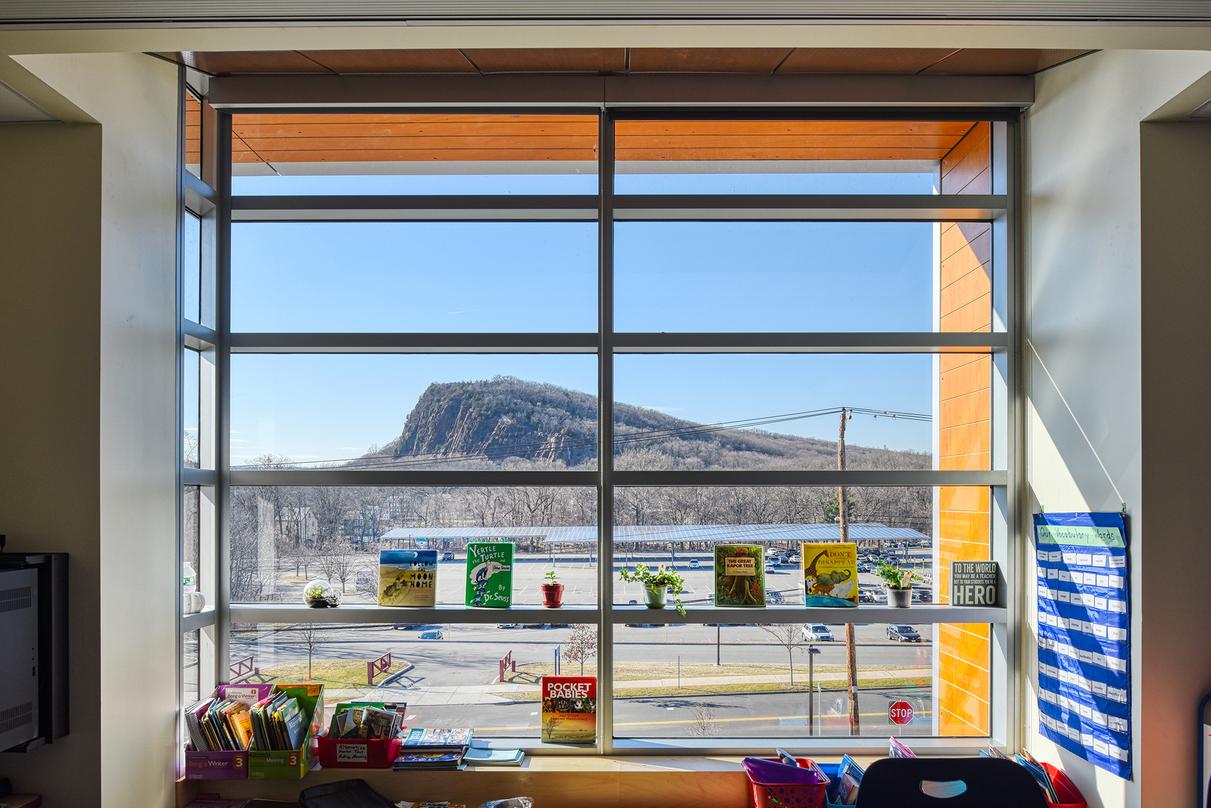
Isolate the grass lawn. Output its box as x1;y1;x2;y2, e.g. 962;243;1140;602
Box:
254;659;409;689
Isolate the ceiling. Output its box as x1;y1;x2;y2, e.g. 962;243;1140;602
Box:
5;1;1211;23
162;47;1091;78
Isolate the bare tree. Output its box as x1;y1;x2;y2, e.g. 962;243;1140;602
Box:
758;623;805;686
562;624;598;675
292;624;321;681
318;540;356;594
689;704;720;737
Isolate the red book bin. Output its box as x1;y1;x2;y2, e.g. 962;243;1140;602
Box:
316;734;403;769
743;757;830;808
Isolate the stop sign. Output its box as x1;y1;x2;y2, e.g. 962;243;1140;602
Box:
889;701;914;725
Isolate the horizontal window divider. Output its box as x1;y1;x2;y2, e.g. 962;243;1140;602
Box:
608;603;1005;626
611;469;1006;487
612;194;1006;222
231;194;599;223
610;332;1008;353
230;332;599;354
183;320;218;349
228;469;599;487
182;468;217;486
182;607;217;632
229;603;599;626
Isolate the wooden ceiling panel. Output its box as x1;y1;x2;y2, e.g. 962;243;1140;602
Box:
629;47;793;73
170;50;330;75
228;114;973;166
461;48;625;73
920;48;1091;75
299;49;476;74
777;48;957;74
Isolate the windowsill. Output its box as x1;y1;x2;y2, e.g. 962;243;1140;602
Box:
176;753;887;807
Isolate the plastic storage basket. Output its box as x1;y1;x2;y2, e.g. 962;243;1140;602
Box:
743;756;831;808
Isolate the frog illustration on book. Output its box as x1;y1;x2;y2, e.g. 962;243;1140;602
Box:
801;542;858;607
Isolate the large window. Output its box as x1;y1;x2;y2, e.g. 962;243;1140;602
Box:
180;105;1016;755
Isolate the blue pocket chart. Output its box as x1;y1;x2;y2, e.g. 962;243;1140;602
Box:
1033;511;1131;780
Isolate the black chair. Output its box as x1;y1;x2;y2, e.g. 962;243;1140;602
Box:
856;758;1049;808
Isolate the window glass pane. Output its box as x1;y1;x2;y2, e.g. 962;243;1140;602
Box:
184;91;202;180
182;211;202;323
184;486;201;598
613;353;992;471
611;623;989;739
230;354;597;470
614;119;984;195
617;221;959;333
231;113;599;195
231;222;596;333
183;348;200;468
229;486;596;606
613;486;947;608
231;622;582;741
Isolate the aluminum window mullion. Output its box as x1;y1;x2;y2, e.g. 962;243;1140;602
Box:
229;332;598;354
228;469;599;487
214;110;233;685
597;109;616;756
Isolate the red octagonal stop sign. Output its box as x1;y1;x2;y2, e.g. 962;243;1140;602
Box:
889;700;914;725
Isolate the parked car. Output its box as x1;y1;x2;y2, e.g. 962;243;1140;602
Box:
766;590;786;605
912;588;932;603
787;554;801;564
802;623;835;642
689;558;701;569
497;623;521;629
887;624;922;642
419;630;445;640
441;551;455;561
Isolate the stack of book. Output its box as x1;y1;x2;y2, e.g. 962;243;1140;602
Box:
250;690;307;751
185;697;254;752
328;703;406;740
393;728;473;770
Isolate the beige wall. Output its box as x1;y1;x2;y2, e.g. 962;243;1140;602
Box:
0;122;104;804
1025;49;1211;808
1138;120;1211;808
0;52;180;806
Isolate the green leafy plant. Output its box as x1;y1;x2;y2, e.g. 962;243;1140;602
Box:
876;562;918;591
619;563;686;615
544;569;560;585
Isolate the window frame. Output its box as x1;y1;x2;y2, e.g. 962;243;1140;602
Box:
179;99;1020;757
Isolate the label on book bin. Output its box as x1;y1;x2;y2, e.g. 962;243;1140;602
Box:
336;744;369;763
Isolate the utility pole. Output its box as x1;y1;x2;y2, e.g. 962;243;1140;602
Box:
839;407;861;736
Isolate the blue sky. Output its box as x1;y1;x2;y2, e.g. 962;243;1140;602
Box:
228;170;944;465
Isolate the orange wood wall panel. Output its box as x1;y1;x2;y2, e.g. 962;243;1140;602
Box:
185;94;201;168
936;122;993;737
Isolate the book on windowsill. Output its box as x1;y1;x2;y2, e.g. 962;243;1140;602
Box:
392;749;467;770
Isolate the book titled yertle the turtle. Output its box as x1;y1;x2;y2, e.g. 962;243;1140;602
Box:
464;542;514;608
378;549;437;607
713;545;766;606
800;542;858;607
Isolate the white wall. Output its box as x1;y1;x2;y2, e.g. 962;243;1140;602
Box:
0;122;104;805
1;52;180;807
1025;49;1211;808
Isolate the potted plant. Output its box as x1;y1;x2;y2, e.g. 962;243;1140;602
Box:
619;563;686;615
541;569;564;608
877;562;918;608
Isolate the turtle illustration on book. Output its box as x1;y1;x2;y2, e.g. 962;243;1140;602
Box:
470;560;512;605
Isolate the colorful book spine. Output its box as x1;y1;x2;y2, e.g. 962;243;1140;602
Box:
714;544;766;607
378;549;438;607
801;542;859;607
540;676;596;744
464;542;514;608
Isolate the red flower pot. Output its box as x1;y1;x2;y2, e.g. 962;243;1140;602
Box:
541;582;564;608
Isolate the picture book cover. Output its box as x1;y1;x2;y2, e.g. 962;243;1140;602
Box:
465;542;513;608
540;676;596;744
402;727;474;749
714;545;766;607
801;542;858;607
378;549;438;607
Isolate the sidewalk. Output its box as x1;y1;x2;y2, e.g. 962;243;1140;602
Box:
326;666;931;706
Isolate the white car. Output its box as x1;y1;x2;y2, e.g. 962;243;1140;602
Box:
802;623;835;642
